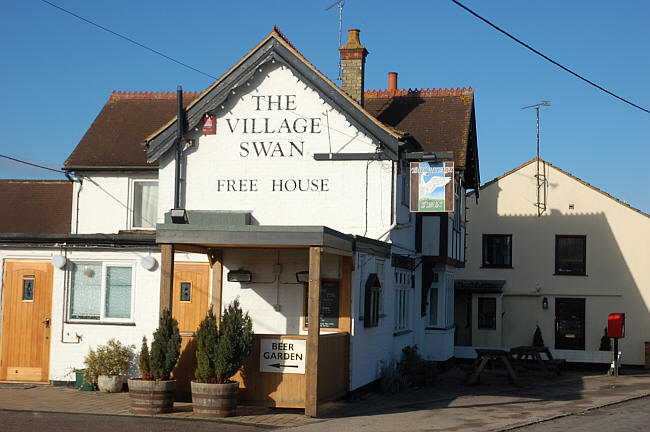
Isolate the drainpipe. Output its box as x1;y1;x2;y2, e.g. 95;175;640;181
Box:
174;85;183;209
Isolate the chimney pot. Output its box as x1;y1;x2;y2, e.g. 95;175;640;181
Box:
388;72;398;93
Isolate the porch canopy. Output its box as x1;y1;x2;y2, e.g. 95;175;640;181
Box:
155;211;386;417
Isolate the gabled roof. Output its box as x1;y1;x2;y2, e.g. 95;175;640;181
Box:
64;91;200;170
471;158;649;218
364;87;480;188
0;180;72;234
145;27;404;162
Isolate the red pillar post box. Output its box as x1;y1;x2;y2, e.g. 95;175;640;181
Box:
607;313;625;338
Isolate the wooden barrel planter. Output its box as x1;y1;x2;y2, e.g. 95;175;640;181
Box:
191;381;238;418
127;379;176;415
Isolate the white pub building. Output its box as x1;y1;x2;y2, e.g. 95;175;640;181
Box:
0;28;479;416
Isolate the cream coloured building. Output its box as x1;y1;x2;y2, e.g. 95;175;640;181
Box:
455;158;650;366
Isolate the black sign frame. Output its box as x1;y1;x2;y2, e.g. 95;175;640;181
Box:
303;278;341;329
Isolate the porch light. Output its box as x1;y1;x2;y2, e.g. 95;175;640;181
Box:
140;256;157;271
170;208;189;224
51;254;67;269
296;271;309;283
542;297;549;310
227;269;252;282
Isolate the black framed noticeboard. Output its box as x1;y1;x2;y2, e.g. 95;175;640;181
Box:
303;279;340;329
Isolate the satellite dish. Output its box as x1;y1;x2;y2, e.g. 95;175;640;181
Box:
51;254;67;269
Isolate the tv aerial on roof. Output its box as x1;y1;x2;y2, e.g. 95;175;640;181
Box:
522;101;551;217
325;0;346;81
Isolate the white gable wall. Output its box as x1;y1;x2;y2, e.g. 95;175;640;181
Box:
157;63;394;239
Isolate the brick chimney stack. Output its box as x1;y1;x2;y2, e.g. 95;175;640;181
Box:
339;29;368;106
388;72;398;95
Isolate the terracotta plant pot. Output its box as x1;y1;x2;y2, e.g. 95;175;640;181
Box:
97;375;123;393
128;378;176;414
191;381;238;418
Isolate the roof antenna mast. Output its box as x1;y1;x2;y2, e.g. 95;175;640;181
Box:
325;0;345;81
522;101;551;217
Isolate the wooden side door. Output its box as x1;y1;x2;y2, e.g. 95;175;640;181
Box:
555;298;586;350
170;263;210;397
1;260;53;382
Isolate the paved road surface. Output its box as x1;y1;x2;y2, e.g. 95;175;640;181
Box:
514;396;650;432
0;410;267;432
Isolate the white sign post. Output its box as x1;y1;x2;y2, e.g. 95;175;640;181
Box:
259;338;306;374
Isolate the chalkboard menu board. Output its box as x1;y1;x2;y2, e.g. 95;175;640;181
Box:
305;279;340;329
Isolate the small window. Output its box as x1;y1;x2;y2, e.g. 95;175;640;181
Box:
132;180;158;229
429;287;439;326
180;282;191;302
394;270;412;332
69;262;134;322
364;273;382;328
477;297;496;329
23;276;35;301
555;235;586;275
482;234;512;268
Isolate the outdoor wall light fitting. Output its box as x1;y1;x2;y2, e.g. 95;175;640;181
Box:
542;297;549;310
51;254;67;269
295;271;309;283
170;208;189;224
227;269;252;283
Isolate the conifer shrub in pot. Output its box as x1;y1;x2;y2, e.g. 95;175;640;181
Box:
192;300;254;418
84;338;134;392
128;310;181;414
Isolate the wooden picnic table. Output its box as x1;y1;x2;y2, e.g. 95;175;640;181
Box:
464;348;519;386
509;346;565;378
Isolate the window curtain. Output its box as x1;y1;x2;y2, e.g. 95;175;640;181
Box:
70;263;101;319
133;182;158;228
105;267;132;318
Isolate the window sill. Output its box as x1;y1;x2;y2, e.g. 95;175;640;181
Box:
65;320;136;326
393;329;413;337
553;273;588;277
425;326;455;331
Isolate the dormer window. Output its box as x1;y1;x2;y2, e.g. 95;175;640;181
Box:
132;180;158;229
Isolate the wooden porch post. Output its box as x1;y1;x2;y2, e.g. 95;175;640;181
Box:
209;249;223;321
159;244;174;315
305;246;322;417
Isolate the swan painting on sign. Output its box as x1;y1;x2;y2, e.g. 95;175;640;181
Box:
409;161;454;212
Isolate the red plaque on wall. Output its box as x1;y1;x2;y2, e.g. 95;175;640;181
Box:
202;115;216;135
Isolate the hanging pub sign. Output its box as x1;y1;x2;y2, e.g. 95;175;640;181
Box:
409;161;454;212
202;115;216;135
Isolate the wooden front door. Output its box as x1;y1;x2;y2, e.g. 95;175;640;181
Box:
1;260;53;382
555;298;585;350
170;263;210;398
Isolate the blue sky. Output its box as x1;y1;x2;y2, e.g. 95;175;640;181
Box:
1;1;648;212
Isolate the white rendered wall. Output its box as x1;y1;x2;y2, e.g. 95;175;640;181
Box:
73;171;157;234
458;161;650;364
0;247;161;381
158;62;394;240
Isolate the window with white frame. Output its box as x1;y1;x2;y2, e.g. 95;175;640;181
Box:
394;269;412;332
445;273;455;327
69;262;134;322
132;180;158;229
428;272;439;326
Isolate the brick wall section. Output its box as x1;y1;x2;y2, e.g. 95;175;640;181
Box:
341;58;365;106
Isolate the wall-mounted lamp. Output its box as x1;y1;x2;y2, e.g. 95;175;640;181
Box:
296;271;309;283
170;208;189;224
227;269;252;283
140;256;157;271
51;254;67;269
542;297;549;310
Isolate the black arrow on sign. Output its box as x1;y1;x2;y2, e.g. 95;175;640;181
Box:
269;363;299;369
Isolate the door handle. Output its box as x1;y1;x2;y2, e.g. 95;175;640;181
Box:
43;318;50;328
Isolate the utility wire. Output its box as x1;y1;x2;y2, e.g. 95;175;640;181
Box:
39;0;218;80
0;153;65;175
451;0;650;114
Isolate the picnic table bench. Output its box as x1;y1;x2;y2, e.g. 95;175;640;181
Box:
509;346;565;378
464;349;520;386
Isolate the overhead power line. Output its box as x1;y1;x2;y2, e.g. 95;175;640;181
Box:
0;153;65;175
451;0;650;114
40;0;218;80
